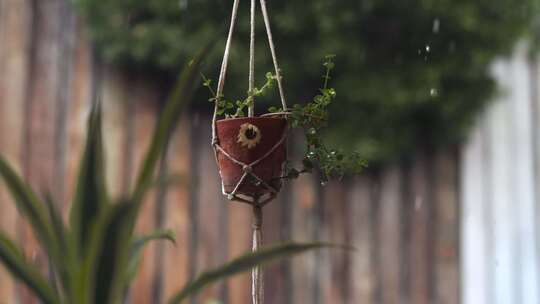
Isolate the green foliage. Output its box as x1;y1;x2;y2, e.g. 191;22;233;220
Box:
202;71;277;118
0;48;330;304
74;0;538;163
279;55;368;181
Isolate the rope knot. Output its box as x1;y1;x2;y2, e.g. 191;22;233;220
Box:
227;193;235;201
243;165;252;173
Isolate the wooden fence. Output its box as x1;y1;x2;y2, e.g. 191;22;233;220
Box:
0;1;459;303
460;43;540;304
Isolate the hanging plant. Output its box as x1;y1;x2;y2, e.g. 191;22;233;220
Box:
205;2;364;301
204;55;366;197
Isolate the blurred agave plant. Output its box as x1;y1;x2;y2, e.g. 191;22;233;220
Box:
0;47;332;304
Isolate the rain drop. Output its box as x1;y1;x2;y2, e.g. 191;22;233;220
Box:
320;181;327;187
432;18;440;34
430;88;439;97
425;45;431;53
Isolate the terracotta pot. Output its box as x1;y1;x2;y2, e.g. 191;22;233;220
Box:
215;116;287;197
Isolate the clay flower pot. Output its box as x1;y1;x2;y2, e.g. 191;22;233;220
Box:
216;117;287;197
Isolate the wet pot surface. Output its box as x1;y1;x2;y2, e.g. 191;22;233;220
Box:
215;117;287;197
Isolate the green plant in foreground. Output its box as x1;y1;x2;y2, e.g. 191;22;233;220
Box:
203;55;367;182
0;47;334;304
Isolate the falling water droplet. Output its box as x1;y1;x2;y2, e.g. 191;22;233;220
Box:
425;45;431;53
432;18;440;34
430;88;439;97
321;181;327;187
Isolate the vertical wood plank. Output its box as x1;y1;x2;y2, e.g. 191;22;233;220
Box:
263;186;286;304
52;0;75;203
0;0;31;301
434;149;459;304
100;66;130;197
195;116;226;303
460;117;489;304
378;167;402;304
312;179;325;304
279;184;293;304
408;154;430;304
348;176;375;304
323;181;349;304
290;175;317;304
61;21;93;211
187;114;201;304
370;171;382;304
227;200;251;304
130;78;159;304
489;60;518;304
509;46;539;304
161;116;191;301
531;55;540;304
20;1;63;302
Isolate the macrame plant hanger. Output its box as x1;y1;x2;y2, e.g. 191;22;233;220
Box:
211;0;288;303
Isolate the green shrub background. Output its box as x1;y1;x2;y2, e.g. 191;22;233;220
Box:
75;0;538;163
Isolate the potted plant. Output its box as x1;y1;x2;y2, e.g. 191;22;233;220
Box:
204;55;367;203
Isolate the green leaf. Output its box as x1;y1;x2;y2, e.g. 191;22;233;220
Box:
125;230;176;286
0;157;58;268
44;194;75;300
81;201;137;304
0;233;60;304
69;101;108;259
131;42;212;209
168;242;346;304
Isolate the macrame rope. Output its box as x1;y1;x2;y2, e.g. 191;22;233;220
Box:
212;0;241;144
248;0;256;117
212;0;289;136
252;205;264;304
259;0;287;111
211;3;289;302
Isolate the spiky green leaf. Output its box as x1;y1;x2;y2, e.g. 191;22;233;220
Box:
168;242;346;304
44;194;76;300
0;157;60;268
0;233;60;304
125;230;176;286
73;201;136;304
69;101;108;259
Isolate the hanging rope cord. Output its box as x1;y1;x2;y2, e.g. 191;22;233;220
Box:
211;0;289;205
211;1;289;304
212;0;288;144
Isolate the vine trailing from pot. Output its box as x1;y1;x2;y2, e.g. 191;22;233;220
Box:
203;54;367;185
